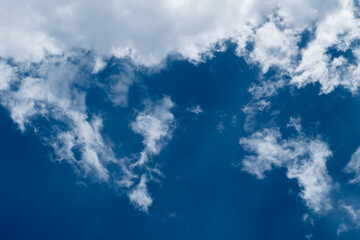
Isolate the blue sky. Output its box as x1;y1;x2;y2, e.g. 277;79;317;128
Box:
2;0;360;239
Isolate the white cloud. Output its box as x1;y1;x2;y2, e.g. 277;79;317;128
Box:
186;105;203;115
0;0;340;66
1;0;358;104
128;175;153;212
0;61;16;90
0;52;176;212
302;213;314;226
291;0;360;94
249;20;299;73
341;202;360;223
240;0;360;99
338;202;360;235
101;62;136;107
131;96;175;166
242;99;272;132
50;114;113;181
0;54;114;181
242;79;285;132
287;116;302;133
344;147;360;184
92;57;106;74
240;128;287;179
240;125;333;213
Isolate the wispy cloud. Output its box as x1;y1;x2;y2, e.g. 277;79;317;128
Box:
127;96;175;211
0;51;175;212
338;202;360;235
186;105;203;115
240;122;333;213
344;147;360;184
0;53;114;181
131;96;175;167
128;175;153;212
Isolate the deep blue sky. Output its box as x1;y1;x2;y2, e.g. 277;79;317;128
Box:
1;46;360;240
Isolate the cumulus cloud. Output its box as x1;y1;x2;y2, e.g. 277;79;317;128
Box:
100;61;136;107
236;0;360;141
128;175;153;212
291;0;360;94
1;0;358;98
240;0;360;95
240;125;333;213
287;116;302;133
0;0;340;66
248;20;299;73
238;0;360;102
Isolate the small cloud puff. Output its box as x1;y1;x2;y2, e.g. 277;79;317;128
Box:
128;175;153;212
186;105;203;115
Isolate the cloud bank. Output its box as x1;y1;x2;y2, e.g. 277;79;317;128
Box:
0;0;339;66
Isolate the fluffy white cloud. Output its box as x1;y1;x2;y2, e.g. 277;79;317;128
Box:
291;0;360;93
240;125;333;213
0;61;16;90
0;0;340;66
1;0;359;98
128;175;153;212
236;0;360;99
131;96;175;166
249;20;299;73
233;0;360;110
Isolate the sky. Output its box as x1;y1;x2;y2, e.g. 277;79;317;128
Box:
2;0;360;239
